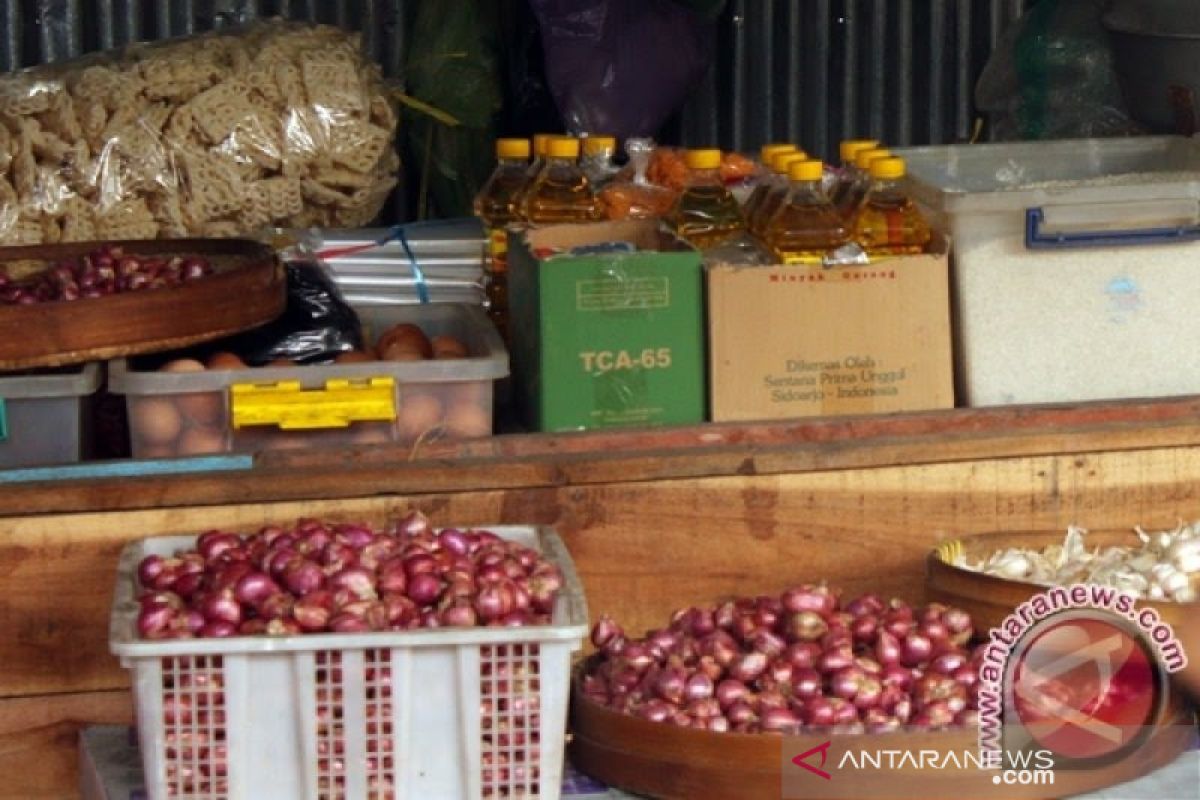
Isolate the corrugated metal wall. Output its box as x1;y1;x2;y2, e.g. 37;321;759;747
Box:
0;0;1026;161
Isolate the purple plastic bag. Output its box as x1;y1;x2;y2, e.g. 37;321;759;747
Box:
529;0;716;139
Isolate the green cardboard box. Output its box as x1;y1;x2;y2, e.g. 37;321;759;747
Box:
508;221;706;431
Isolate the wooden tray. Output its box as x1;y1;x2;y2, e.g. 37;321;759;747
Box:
925;529;1197;632
569;665;1194;800
0;239;285;369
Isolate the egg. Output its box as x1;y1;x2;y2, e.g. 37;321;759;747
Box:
138;443;177;459
177;426;227;455
206;352;247;370
136;398;183;445
350;425;393;445
377;323;432;358
397;393;444;441
431;335;469;359
266;358;295;368
379;340;427;362
161;358;206;373
178;391;223;426
444;400;491;438
452;381;489;407
335;349;377;364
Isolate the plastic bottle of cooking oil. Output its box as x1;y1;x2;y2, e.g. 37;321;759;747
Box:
852;156;931;257
749;151;809;239
473;137;531;340
528;133;555;179
764;160;850;264
742;144;798;233
829;139;878;202
836;146;891;219
669;148;746;249
581;135;620;187
521;136;599;224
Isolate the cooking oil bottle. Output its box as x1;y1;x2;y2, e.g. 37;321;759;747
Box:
528;133;555;179
829;139;878;206
473;137;531;341
669;148;745;249
582;135;620;186
520;136;599;224
764;160;850;264
749;150;809;239
836;146;891;219
852;156;931;257
742;144;798;233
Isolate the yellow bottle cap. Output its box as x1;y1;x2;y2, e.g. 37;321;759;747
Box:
772;152;808;173
855;147;892;170
547;136;581;159
788;160;825;182
840;139;880;162
496;138;531;160
869;157;906;180
583;135;617;155
760;143;796;162
533;133;555;157
685;148;723;170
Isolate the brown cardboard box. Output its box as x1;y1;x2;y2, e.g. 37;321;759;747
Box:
707;238;953;421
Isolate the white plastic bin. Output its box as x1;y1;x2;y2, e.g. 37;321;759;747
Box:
0;362;99;467
898;136;1200;406
108;304;507;457
109;525;588;800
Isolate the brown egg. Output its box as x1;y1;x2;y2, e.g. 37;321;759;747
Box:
178;391;223;426
177;426;227;455
452;381;490;407
138;443;176;459
397;394;444;441
335;349;377;364
377;323;432;358
431;335;469;359
136;398;183;445
161;358;206;373
444;400;492;438
378;339;428;362
266;359;295;368
206;352;247;370
350;425;393;445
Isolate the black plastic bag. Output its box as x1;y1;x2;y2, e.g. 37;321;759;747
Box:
222;261;364;366
528;0;722;139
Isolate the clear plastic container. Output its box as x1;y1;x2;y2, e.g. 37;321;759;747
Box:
521;137;599;224
0;362;99;468
109;305;508;457
851;156;932;256
764;160;851;264
898;135;1200;406
109;524;588;800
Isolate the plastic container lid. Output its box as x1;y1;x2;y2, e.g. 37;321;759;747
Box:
0;361;100;398
496;138;531;160
583;136;616;155
840;139;881;163
855;147;892;170
772;152;809;174
760;143;796;162
532;133;555;157
870;156;906;179
788;160;825;182
684;148;723;169
547;137;581;159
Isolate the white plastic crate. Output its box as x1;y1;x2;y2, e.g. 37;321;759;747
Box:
109;526;588;800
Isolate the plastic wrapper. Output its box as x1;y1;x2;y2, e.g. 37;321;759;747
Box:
0;20;399;246
975;0;1143;140
220;260;364;366
598;138;678;220
528;0;721;139
646;147;756;192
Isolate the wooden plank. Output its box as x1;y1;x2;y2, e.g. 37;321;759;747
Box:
0;690;132;800
7;443;1200;699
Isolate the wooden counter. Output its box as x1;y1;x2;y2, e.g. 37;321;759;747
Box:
5;396;1200;797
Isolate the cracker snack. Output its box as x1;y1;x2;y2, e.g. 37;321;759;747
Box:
0;20;398;245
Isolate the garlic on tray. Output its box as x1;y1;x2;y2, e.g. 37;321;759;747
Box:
955;522;1200;603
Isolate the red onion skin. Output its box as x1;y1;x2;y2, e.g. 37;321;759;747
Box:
329;567;377;601
726;701;757;726
817;646;854;675
761;707;801;733
440;601;478;627
851;614;879;644
137;555;166;587
715;679;749;709
782;642;822;670
699;631;739;667
407;573;444;606
394;510;430;537
684;673;715;702
714;601;736;631
591;616;623;650
686;698;722;719
294;591;334;631
845;593;885;617
282;559;324;596
790;667;822;699
881;664;914;690
804;697;836;727
197;532;242;563
853;678;883;710
172;571;206;599
855;656;883;676
654;667;687;704
257;592;294;621
930;649;968;675
473;581;513;622
875;630;902;665
234;571;281;607
696;655;723;683
688;607;717;637
831;665;867;700
921;619;950;644
780;585;837;615
200;591;242;626
137;604;175;638
200;621;237;638
752;629;786;659
639;700;673;723
901;632;933;667
377;559;408;595
785;611;829;642
728;652;768;683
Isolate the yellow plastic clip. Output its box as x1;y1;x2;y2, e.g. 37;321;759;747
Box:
935;539;964;564
230;377;397;431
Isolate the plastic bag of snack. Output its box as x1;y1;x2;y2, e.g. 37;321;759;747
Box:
0;20;399;246
598;138;677;220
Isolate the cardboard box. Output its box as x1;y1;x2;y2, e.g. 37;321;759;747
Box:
707;238;954;421
509;221;706;431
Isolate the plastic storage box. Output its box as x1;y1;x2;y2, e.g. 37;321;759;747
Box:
109;304;507;457
0;362;99;467
898;136;1200;406
109;525;588;800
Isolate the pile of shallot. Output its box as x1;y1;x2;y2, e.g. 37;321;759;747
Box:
582;586;981;734
0;244;213;305
135;513;564;639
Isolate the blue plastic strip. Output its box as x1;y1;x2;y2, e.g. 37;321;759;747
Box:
1025;207;1200;250
395;226;430;304
0;454;253;484
0;398;6;443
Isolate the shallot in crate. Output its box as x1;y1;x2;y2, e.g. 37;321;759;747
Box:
108;516;588;800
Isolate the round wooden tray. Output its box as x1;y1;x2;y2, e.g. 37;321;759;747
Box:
925;529;1196;632
0;238;285;369
570;666;1194;800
